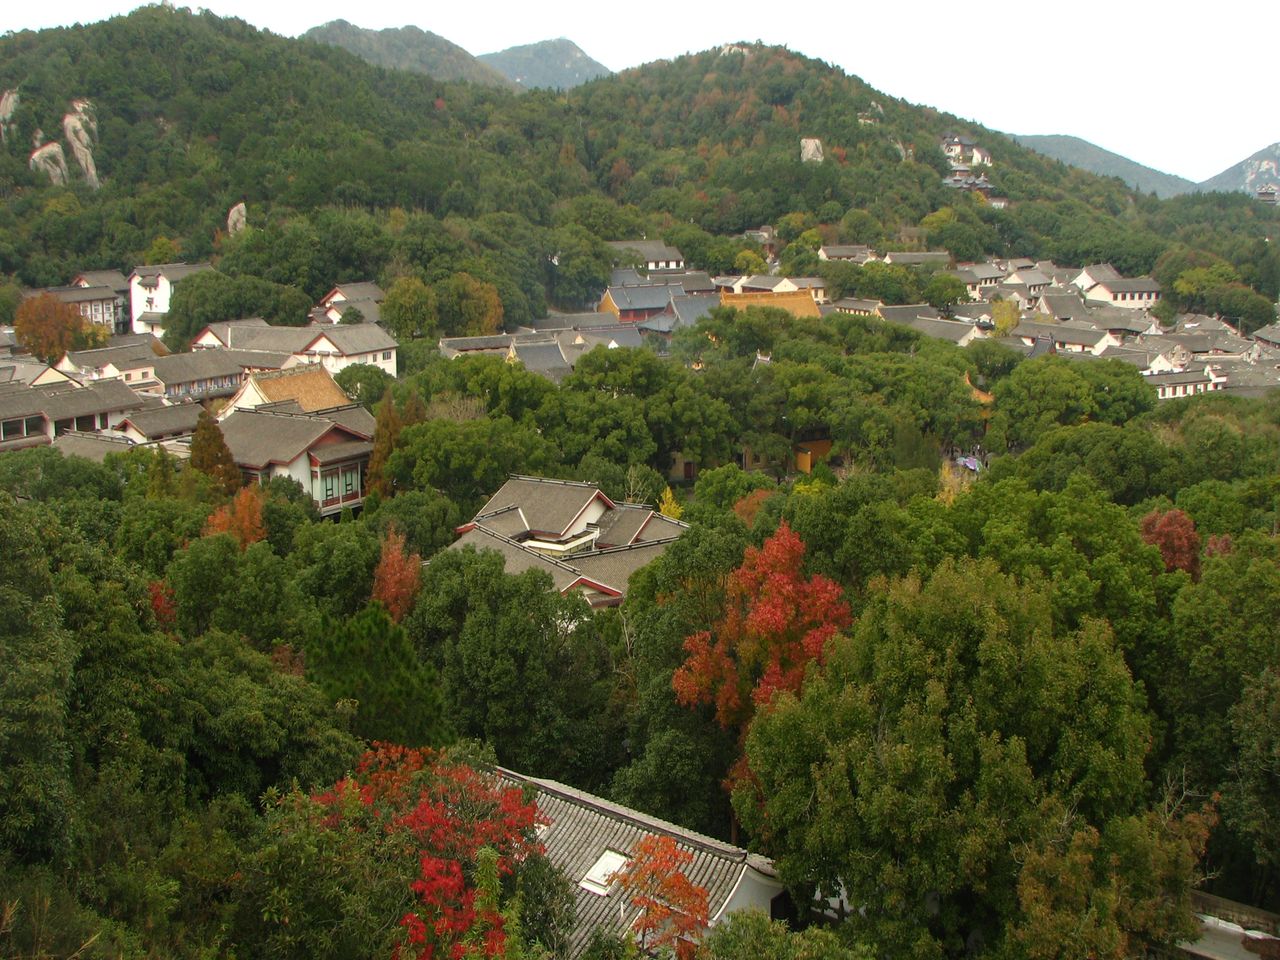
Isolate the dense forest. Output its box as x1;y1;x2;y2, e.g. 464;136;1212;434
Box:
3;7;1280;959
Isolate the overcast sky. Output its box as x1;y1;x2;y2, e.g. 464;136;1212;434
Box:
2;1;1274;184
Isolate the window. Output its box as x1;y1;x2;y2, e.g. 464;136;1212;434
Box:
382;351;391;361
343;467;355;495
580;850;629;896
322;470;338;500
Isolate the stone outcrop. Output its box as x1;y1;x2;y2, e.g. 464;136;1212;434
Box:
800;138;824;163
62;99;99;189
227;201;247;235
0;89;18;145
29;139;69;186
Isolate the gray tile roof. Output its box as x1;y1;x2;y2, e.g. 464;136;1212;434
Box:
605;285;676;312
669;293;722;328
1079;263;1123;283
512;341;573;383
1039;293;1090;322
327;281;386;303
450;527;582;591
1254;323;1280;346
883;251;951;266
877;304;940;324
152;350;248;386
475;476;606;538
310;439;374;465
333;298;383;325
0;378;145;422
129;261;214;283
496;768;778;959
218;406;372;469
522;312;621;333
593;503;654;547
570;540;682;594
1095;277;1161;294
605;240;684;264
310;324;398;354
61;341;159;372
1013;320;1108;347
73;269;130;293
52;431;135;463
820;244;872;260
44;284;119;304
899;315;977;344
117;403;204;439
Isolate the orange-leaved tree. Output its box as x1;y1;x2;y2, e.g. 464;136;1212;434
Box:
204;484;266;549
15;292;108;363
672;519;850;786
372;527;422;622
612;834;708;956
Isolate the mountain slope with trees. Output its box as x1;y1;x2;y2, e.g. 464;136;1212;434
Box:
0;15;1276;324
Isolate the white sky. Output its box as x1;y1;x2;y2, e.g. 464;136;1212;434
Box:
2;1;1274;183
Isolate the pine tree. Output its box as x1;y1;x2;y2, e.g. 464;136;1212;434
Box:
189;409;241;496
366;389;403;497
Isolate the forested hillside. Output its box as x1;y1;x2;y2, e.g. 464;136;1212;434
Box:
1;8;1277;310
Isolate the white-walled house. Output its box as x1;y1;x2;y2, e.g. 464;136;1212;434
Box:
191;319;398;376
1084;277;1162;310
218;404;375;516
129;262;215;335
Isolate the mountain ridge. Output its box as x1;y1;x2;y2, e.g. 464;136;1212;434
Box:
1016;133;1280;199
302;19;515;88
479;38;611;90
1014;134;1195;198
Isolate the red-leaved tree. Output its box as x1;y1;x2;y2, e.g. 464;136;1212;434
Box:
204;484;266;549
612;835;709;956
672;520;850;785
1140;508;1202;580
308;744;545;960
372;527;423;622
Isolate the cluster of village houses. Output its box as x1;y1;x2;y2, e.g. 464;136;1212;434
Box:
2;240;1277;954
5;238;1280;507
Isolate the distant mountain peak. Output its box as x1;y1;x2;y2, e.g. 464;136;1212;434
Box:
1013;134;1195;198
302;20;514;88
1197;142;1280;196
479;39;611;90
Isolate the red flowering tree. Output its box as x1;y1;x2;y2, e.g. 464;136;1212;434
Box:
1140;508;1202;580
673;520;850;785
240;744;555;959
612;835;709;956
372;527;423;622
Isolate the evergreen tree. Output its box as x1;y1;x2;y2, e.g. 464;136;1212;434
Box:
367;389;404;497
189;410;241;496
306;605;446;746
